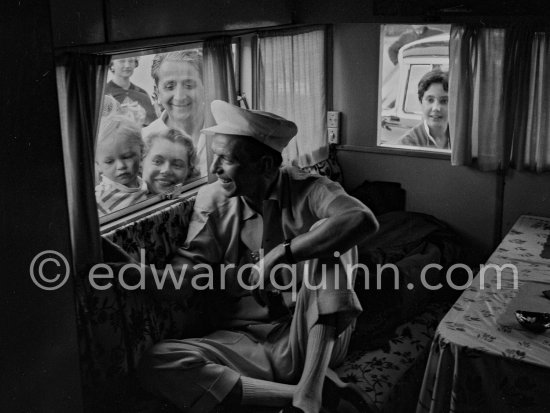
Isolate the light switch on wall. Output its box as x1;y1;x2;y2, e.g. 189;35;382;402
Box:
328;127;339;144
327;111;341;144
327;111;340;128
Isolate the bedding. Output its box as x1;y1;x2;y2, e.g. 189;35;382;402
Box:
351;210;463;352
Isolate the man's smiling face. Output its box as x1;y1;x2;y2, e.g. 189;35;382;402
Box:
210;134;263;199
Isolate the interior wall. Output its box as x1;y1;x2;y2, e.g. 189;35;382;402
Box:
2;0;83;411
50;0;293;47
502;170;550;234
332;23;499;264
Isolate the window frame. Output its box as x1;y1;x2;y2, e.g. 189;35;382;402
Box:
94;39;241;227
374;23;452;157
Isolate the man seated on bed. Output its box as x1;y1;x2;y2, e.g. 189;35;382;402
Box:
138;100;379;413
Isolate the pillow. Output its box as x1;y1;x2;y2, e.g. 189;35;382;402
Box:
351;211;464;350
350;180;406;216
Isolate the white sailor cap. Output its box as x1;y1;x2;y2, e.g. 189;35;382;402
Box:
201;100;298;153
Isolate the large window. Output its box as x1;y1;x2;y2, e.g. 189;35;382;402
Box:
87;28;324;225
378;24;451;153
96;43;236;223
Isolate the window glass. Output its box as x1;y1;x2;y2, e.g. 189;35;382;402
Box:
403;64;432;114
96;44;235;222
378;24;451;152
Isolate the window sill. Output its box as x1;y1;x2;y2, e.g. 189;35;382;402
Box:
336;144;451;160
99;177;206;235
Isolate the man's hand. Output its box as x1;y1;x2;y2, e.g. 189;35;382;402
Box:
248;244;287;307
248;257;269;306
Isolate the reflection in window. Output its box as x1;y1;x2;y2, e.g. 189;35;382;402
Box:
96;46;214;219
404;64;431;114
378;24;451;152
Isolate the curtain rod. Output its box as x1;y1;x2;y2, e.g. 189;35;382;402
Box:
53;23;317;57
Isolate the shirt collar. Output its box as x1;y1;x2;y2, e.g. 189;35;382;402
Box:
423;120;450;149
161;110;170;126
423;120;439;147
241;197;259;221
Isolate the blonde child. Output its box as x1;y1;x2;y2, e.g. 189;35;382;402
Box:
95;115;149;216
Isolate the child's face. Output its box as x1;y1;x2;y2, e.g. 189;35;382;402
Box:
96;136;141;187
142;138;190;194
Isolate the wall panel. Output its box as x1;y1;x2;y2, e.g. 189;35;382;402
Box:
294;0;374;23
108;0;293;42
2;0;83;412
50;0;106;47
502;170;550;235
337;150;499;264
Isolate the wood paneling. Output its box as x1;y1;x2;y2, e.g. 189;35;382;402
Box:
108;0;292;42
2;1;83;411
294;0;374;23
50;0;106;47
502;170;550;235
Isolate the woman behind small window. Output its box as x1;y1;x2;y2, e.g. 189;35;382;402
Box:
399;70;450;150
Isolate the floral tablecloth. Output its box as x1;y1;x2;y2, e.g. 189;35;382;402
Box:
417;215;550;413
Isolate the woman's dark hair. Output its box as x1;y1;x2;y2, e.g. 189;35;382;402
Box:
418;70;448;102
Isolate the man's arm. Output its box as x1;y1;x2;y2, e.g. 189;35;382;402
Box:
276;194;378;265
255;193;378;289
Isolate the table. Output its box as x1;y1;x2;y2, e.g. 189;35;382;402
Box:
417;215;550;413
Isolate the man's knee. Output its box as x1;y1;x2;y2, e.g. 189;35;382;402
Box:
138;340;208;390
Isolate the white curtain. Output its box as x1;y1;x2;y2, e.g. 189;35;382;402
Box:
203;36;238;126
258;28;327;168
203;37;238;180
450;25;550;173
520;32;550;172
449;26;507;170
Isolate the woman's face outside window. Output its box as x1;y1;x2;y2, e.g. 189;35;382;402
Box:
421;83;448;134
156;60;205;127
142;138;191;194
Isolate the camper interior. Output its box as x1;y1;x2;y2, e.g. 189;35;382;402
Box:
4;0;550;412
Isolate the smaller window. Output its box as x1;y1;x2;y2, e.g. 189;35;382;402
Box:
378;24;451;153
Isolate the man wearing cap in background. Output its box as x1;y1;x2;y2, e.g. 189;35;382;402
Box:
139;100;379;413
